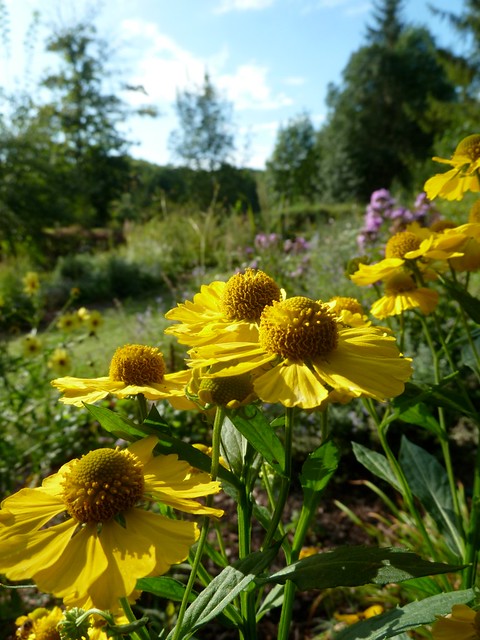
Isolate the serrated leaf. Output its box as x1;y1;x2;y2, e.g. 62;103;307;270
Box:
258;546;465;590
226;405;285;475
334;588;476;639
166;545;280;639
352;442;401;491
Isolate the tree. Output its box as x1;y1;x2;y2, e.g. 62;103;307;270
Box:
316;0;456;202
169;73;235;171
266;113;320;205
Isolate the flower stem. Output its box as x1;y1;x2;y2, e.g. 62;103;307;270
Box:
119;597;150;640
171;407;225;640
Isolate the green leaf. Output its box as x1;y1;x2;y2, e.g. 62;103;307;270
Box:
441;280;480;324
257;546;465;590
334;588;476;639
399;437;464;557
166;545;280;639
136;576;195;602
300;440;340;508
352;442;401;491
226;405;285;476
84;403;153;440
219;415;247;476
395;402;442;437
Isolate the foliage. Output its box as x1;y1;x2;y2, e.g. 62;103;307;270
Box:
169;72;235;172
266;112;320;205
316;0;456;201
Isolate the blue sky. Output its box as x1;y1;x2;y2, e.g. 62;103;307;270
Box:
2;0;465;169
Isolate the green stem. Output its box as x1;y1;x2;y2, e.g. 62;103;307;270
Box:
261;407;294;550
171;407;225;640
463;442;480;588
136;393;149;423
275;408;296;640
119;598;150;640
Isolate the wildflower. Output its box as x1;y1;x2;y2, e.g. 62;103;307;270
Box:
431;604;480;640
425;134;480;201
370;272;439;319
328;296;370;327
189;296;412;410
335;604;384;626
189;367;258;409
22;334;42;358
51;344;191;407
299;546;319;559
78;307;103;333
48;348;72;375
351;230;464;286
22;271;40;296
165;269;283;347
15;606;63;640
0;436;223;611
57;312;81;333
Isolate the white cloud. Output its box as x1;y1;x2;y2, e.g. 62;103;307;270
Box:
283;76;306;86
219;64;293;110
214;0;275;14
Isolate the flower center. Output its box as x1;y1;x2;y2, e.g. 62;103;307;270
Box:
455;134;480;162
259;296;339;361
62;448;145;523
109;344;166;385
385;231;421;259
220;269;281;322
329;296;364;316
199;373;255;407
384;272;417;294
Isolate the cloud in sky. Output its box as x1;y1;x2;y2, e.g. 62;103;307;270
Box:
214;0;275;14
120;19;292;113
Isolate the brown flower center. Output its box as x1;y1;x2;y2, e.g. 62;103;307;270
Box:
220;269;281;322
109;344;166;385
385;232;421;259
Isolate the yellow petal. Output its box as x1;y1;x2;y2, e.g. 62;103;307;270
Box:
254;361;329;408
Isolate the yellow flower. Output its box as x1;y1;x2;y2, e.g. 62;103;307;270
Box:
189;296;412;409
51;344;191;407
48;348;72;375
335;604;384;625
57;312;81;332
22;335;42;358
15;606;63;640
188;366;258;409
165;269;283;347
432;604;480;640
299;546;319;559
425;134;480;201
78;307;103;333
351;230;464;286
0;436;223;611
370;272;439;319
328;296;370;327
22;271;40;296
442;222;480;272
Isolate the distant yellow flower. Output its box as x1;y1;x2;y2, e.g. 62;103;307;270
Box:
299;546;319;559
78;307;103;333
425;134;480;201
15;606;63;640
165;269;282;347
370;272;439;319
335;604;384;625
48;348;72;375
57;312;81;332
22;271;40;296
22;335;42;358
189;296;412;409
0;436;222;611
432;604;480;639
51;344;191;407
